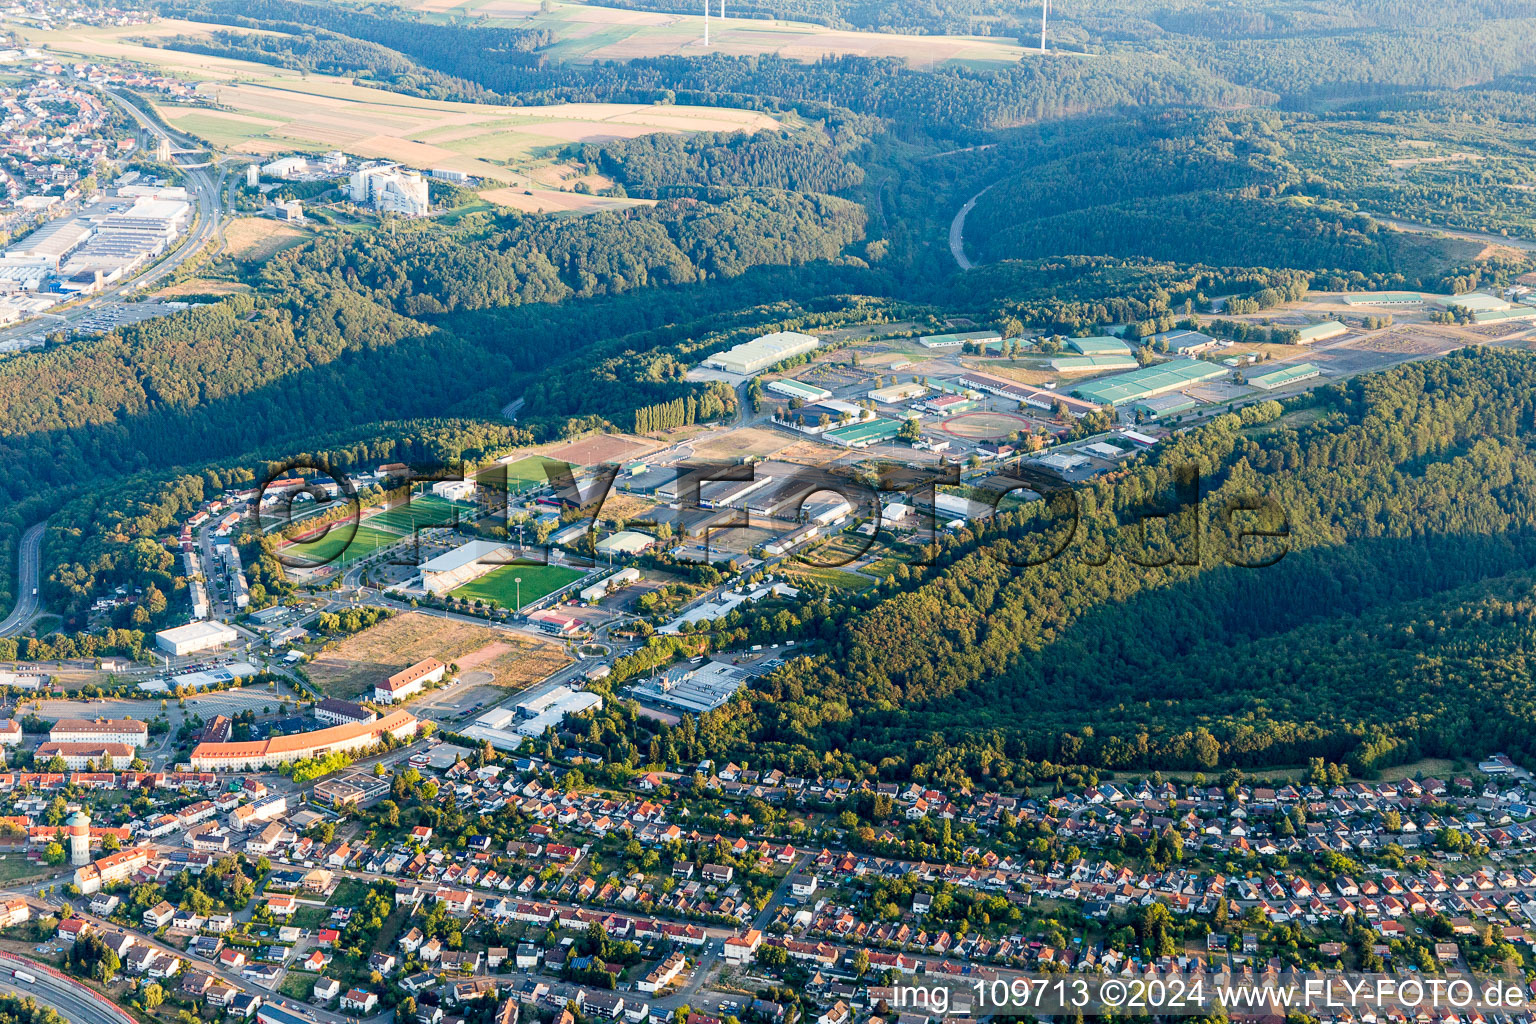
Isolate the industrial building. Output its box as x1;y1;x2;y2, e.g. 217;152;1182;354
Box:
1295;320;1348;345
1072;360;1228;407
594;531;656;557
1441;292;1511;313
1050;354;1139;374
868;382;928;404
918;330;1000;349
628;661;752;715
824;417;901;447
348;164;430;217
1148;329;1220;356
1247;361;1323;390
765;378;830;402
1067;335;1131;355
156;620;238;656
419;540;514;595
462;688;603;750
1472;305;1536;324
1340;291;1424;306
957;370;1103;417
702;331;820;375
1133;393;1199;419
189;709;421;771
578;567;640;603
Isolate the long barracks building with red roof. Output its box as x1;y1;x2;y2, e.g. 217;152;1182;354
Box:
188;709;421;771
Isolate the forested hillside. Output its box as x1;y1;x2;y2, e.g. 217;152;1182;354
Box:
966;111;1536;273
639;350;1536;787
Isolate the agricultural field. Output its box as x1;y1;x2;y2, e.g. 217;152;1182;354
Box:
18;21;777;186
305;611;513;697
449;563;586;610
383;0;1029;65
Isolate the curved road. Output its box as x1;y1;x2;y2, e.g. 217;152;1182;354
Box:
0;521;46;638
948;181;997;270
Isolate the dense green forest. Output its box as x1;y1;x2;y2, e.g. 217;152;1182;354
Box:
586;127;869;198
966;111;1536;276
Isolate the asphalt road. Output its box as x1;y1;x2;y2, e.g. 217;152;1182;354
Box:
101;88;225;289
0;960;134;1024
0;522;46;638
948;181;997;270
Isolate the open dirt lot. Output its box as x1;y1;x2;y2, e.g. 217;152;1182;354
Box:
222;217;315;260
306;612;544;698
691;426;796;461
546;433;657;466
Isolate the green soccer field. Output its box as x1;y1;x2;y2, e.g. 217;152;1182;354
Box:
368;493;463;534
503;457;549;493
450;564;585;610
283;523;402;566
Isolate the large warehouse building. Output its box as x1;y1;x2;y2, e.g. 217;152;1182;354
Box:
1248;362;1323;390
419;539;514;595
189;709;420;771
1295;320;1348;345
156;621;238;656
1072;360;1228;407
703;332;820;375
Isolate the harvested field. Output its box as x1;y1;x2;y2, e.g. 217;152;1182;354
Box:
307;612;513;698
21;22;776;185
223;217;314;260
383;0;1028;65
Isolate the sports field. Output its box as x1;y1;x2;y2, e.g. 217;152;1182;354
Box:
368;493;464;534
450;564;585;610
933;410;1035;440
282;523;402;566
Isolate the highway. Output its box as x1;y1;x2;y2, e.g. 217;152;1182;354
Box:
0;955;134;1024
0;521;47;638
102;87;227;289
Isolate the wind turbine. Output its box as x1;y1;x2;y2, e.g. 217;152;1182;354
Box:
1040;0;1050;53
704;0;709;46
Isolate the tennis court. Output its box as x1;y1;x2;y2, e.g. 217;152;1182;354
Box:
449;564;585;611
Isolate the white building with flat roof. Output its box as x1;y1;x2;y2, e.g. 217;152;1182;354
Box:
702;331;819;375
156;620;238;656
